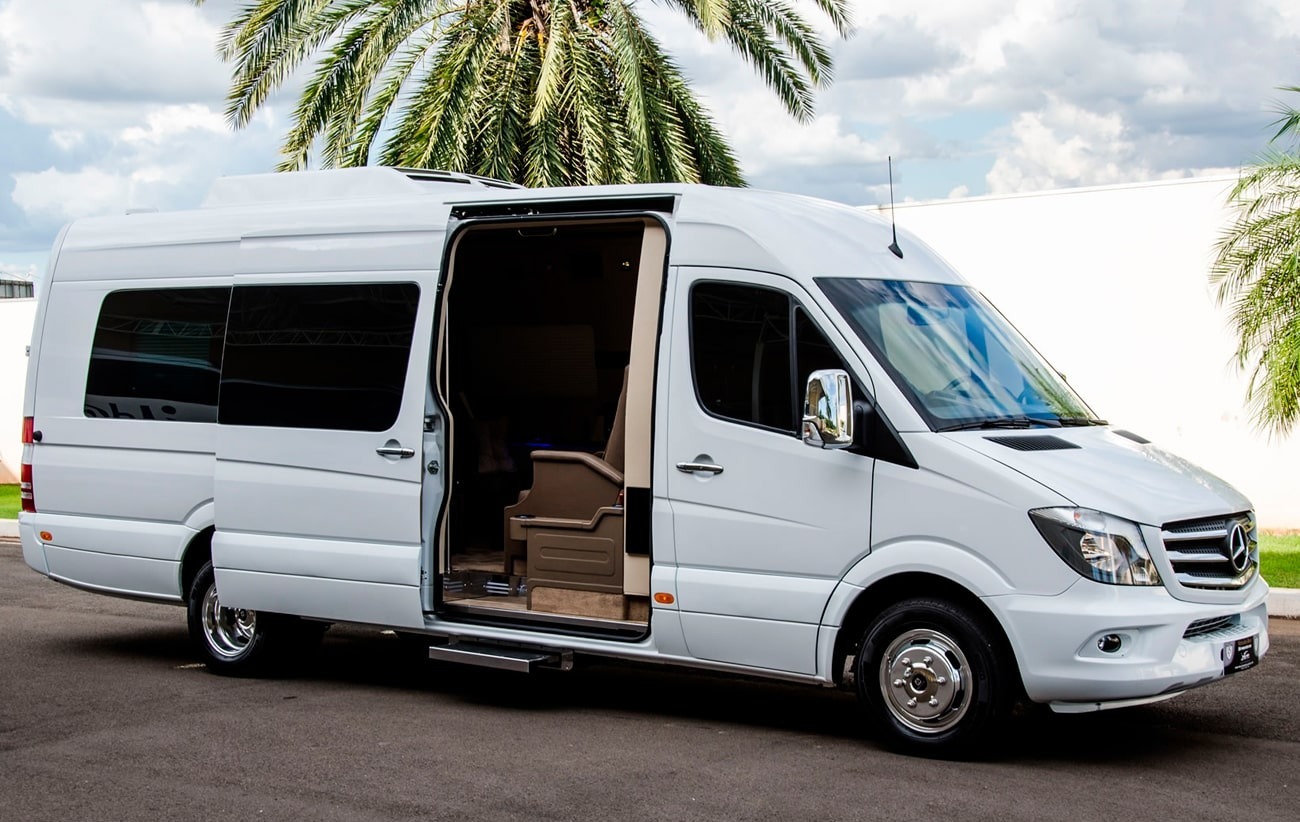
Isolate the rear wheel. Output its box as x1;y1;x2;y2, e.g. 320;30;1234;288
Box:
856;597;1013;758
186;561;323;675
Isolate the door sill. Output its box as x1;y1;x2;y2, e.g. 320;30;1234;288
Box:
438;600;648;640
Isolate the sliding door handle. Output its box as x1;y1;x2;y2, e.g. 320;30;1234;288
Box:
377;442;416;458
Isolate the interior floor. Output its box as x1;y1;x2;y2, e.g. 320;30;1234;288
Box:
440;220;649;626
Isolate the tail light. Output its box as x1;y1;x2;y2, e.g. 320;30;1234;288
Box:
20;416;35;513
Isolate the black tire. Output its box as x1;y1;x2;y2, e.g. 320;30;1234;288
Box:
185;561;323;676
855;597;1013;758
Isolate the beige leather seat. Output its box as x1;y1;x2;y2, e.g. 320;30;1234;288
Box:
502;367;627;577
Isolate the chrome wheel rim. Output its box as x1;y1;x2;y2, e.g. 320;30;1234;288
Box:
201;580;256;660
878;628;971;734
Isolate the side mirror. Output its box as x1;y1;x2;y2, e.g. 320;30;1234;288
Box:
802;369;853;450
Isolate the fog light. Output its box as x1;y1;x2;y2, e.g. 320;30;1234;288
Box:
1097;634;1123;653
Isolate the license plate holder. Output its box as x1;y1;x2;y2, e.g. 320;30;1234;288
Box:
1224;636;1258;674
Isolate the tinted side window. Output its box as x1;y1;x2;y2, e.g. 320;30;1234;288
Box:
691;283;794;431
85;287;230;422
795;307;849;387
219;283;419;431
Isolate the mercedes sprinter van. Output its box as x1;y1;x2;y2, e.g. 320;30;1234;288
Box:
18;168;1269;756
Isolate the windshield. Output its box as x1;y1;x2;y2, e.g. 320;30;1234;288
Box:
818;278;1100;431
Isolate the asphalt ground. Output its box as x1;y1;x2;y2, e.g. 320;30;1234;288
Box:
2;538;1297;821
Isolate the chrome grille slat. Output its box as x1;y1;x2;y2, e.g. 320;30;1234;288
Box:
1184;619;1253;642
1175;570;1256;589
1163;527;1228;542
1166;551;1232;563
1183;614;1236;638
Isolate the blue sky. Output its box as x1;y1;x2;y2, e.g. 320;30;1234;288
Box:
2;0;1298;279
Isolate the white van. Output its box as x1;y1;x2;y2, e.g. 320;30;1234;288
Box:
18;168;1269;756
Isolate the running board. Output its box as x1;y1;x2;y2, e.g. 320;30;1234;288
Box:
427;640;574;673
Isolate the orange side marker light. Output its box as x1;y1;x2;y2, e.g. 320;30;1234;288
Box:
653;592;674;605
39;531;53;542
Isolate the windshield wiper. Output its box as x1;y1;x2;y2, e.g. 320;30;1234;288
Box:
936;416;1061;432
1057;417;1108;426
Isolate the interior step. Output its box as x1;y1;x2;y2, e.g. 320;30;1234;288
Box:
426;639;574;673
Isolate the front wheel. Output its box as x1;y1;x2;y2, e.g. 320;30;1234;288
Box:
856;597;1014;758
186;561;322;675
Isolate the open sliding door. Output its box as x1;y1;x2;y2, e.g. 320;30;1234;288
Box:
212;260;436;629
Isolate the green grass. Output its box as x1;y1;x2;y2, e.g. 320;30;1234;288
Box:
0;484;17;520
1261;533;1300;589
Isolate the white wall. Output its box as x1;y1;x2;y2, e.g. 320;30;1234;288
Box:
0;299;37;484
881;175;1300;529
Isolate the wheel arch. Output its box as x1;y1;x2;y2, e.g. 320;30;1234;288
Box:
828;572;1024;697
179;526;214;600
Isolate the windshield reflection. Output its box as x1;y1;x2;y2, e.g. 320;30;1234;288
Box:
817;278;1100;431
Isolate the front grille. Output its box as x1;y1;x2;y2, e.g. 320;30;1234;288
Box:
1161;512;1257;590
1183;614;1236;638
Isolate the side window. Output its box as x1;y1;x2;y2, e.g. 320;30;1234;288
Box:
795;306;849;386
84;287;230;422
691;282;850;433
219;283;419;431
692;282;793;431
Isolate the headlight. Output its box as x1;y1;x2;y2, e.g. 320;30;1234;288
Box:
1030;507;1161;586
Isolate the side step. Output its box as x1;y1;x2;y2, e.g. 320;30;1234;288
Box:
427;639;574;673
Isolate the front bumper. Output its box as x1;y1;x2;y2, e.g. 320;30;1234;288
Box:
988;577;1270;707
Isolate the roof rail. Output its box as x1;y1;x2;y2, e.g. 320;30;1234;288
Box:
202;166;524;209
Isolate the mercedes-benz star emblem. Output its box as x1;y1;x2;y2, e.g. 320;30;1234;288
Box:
1225;523;1251;574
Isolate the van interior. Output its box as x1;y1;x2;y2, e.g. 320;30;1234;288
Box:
437;219;653;631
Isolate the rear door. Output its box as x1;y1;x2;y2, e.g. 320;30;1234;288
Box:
212;273;435;629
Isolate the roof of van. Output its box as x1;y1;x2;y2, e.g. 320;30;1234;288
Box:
55;167;964;286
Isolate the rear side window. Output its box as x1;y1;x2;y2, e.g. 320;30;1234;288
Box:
219;283;419;431
85;287;230;422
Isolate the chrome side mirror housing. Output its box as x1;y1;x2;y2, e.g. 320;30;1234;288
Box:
802;369;853;449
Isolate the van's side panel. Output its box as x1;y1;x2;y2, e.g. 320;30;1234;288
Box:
24;236;235;599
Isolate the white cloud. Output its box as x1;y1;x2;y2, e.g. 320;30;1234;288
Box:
121;104;229;145
0;262;38;281
14;167;138;221
714;93;884;175
985;97;1138;192
0;0;227;104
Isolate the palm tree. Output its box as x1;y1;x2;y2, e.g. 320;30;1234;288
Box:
193;0;851;187
1211;86;1300;435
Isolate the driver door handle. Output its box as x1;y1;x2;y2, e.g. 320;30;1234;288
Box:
377;445;416;458
676;461;724;475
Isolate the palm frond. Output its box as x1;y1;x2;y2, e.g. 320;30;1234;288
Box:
1270;85;1300;144
1211;149;1300;435
204;0;826;186
278;0;438;170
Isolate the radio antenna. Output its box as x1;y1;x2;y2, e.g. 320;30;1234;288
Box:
886;156;903;259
